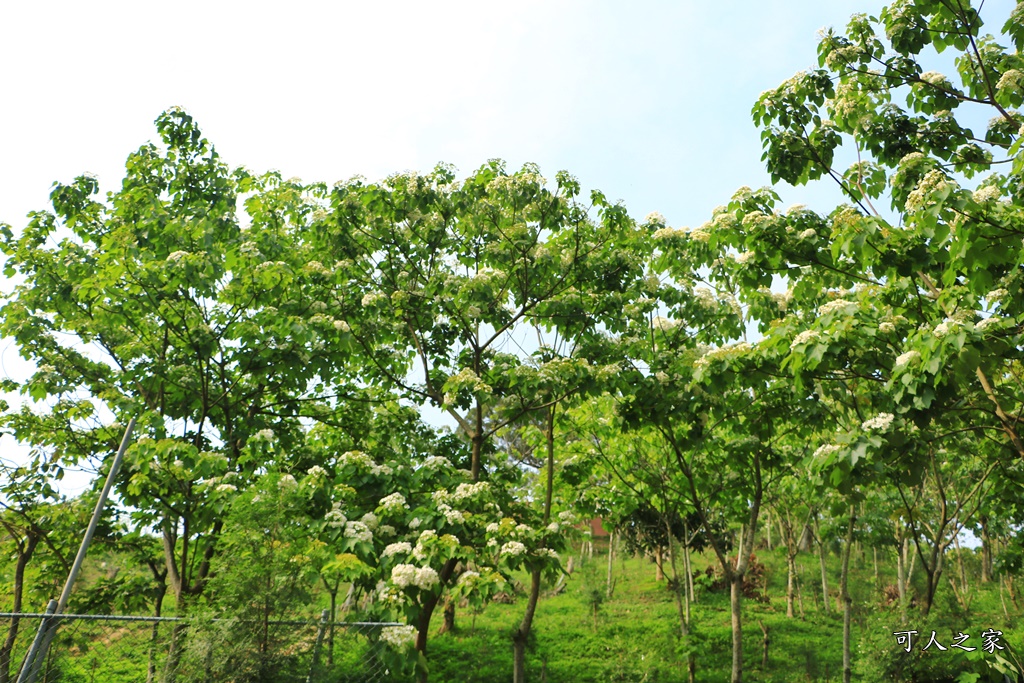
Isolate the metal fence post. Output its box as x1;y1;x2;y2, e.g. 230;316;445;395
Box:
305;610;330;683
17;418;136;683
14;600;57;683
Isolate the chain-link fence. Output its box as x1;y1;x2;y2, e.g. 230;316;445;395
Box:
0;611;403;683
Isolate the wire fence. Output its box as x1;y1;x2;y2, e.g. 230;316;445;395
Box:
0;611;404;683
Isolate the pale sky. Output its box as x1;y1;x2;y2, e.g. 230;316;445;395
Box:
0;0;1015;496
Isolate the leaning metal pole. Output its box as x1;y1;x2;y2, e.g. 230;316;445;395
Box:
16;417;137;683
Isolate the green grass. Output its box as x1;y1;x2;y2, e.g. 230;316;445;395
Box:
422;545;1022;683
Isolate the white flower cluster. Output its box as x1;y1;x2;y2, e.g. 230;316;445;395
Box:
306;465;327;480
379;492;409;513
693;342;754;369
862;413;895;432
976;316;1001;331
546;522;560;533
324;506;347;528
380;625;417;649
278;474;297;491
688;225;712;243
382;542;412;558
452;481;489;502
343;521;373;543
878;322;896;334
813;443;842;459
799;228;817;240
919;71;950;86
338;451;392;476
253;429;277;443
215;483;237;493
734;251;755;265
486;522;501;534
391;565;439;591
333;319;350;332
558;510;576;524
534;548;559;559
653;226;686;240
790;329;820;350
933;318;958;338
986;288;1008;302
894;350;920;368
422;455;450;470
817;299;857;316
458;570;481;585
905;170;952;213
361;292;387;307
361;512;379;531
996;69;1023;93
500;541;527;557
973;185;1002;203
167;250;189;262
651;316;677;331
645;211;667;225
693;287;717;308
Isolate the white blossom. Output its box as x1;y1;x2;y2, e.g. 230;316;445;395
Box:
933;319;957;338
878;322;896;334
817;299;857;316
546;522;560;533
382;542;413;558
895;350;920;368
651;316;677;331
813;444;842;459
976;316;1001;331
380;625;417;649
790;329;820;350
278;474;297;490
862;413;895;432
343;521;373;543
360;512;379;531
215;483;237;493
325;507;347;528
391;564;417;588
414;566;440;590
799;228;817;240
379;492;409;513
973;185;1002;203
409;517;422;529
645;211;666;225
167;251;189;262
986;288;1008;302
500;541;527;557
333;320;350;332
734;251;755;265
486;522;501;534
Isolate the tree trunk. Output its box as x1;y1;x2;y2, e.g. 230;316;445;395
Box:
765;510;772;551
0;533;38;683
841;505;856;683
816;519;829;615
786;551;797;618
511;404;556;683
654;546;665;581
438;599;456;635
758;620;769;668
683;523;696;604
980;516;992;583
730;574;744;683
146;584;166;683
606;531;615;598
512;571;541;683
665;517;695;682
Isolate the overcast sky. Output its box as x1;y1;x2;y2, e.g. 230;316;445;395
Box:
0;0;1015;494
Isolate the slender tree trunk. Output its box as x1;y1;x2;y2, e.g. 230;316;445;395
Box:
796;563;805;618
683;523;695;604
816;518;829;615
512;572;541;683
980;516;992;583
897;536;907;622
654;547;665;581
787;551;797;618
730;573;744;682
664;517;695;681
765;510;772;551
841;505;856;683
0;533;38;683
606;531;615;599
512;405;556;683
146;585;166;683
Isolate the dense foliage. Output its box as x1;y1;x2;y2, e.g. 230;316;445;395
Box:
2;0;1024;681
